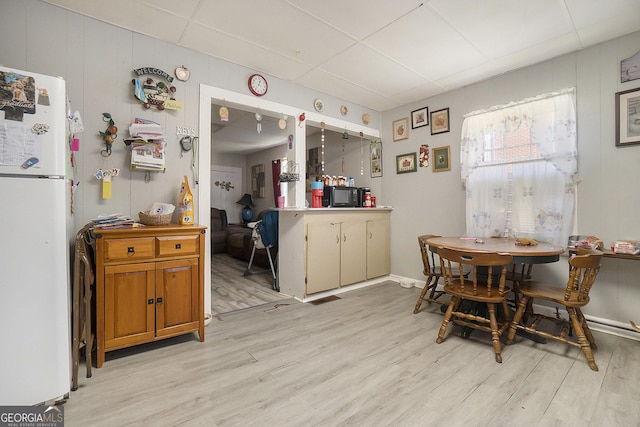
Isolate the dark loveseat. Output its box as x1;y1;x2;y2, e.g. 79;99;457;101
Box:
210;207;275;268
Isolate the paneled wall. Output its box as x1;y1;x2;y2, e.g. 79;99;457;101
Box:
382;31;640;336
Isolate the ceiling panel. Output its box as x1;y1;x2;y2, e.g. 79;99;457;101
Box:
43;0;640;112
430;0;575;58
287;0;422;40
193;0;356;67
180;23;312;81
318;43;428;97
364;6;486;81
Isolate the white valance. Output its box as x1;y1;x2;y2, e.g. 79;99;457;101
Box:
460;88;577;182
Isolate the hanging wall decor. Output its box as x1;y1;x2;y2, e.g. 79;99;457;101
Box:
131;67;183;111
370;139;383;178
320;121;325;173
99;112;117;157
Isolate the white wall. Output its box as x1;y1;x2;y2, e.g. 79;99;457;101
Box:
382;31;640;335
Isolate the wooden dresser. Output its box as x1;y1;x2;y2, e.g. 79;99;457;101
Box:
93;224;206;367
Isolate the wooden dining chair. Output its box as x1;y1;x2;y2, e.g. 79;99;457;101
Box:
506;262;533;308
413;235;444;313
506;249;603;370
435;247;513;363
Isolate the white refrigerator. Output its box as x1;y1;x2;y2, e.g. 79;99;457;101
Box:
0;66;71;404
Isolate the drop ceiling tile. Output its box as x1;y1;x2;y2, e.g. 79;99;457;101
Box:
318;43;428;98
193;0;356;66
43;0;188;43
286;0;422;40
364;6;485;81
139;0;201;19
429;0;574;58
436;33;581;91
296;68;397;112
181;23;311;81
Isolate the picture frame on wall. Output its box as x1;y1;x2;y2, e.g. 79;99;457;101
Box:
430;108;450;135
615;87;640;147
432;146;450;172
411;107;429;129
251;164;265;197
392;117;409;141
370;140;383;178
396;152;417;174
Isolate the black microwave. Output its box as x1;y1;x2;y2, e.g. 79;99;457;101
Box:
322;186;360;207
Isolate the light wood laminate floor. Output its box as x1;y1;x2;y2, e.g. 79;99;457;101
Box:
65;282;640;426
211;253;288;315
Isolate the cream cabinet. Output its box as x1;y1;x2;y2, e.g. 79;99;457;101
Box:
366;216;390;279
304;211;390;295
94;224;206;367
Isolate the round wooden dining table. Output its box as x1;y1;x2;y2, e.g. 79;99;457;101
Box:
425;236;565;264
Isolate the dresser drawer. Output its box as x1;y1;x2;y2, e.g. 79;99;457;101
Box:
103;237;155;262
156;235;199;257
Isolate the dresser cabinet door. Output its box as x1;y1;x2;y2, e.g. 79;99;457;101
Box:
104;263;156;350
155;259;200;337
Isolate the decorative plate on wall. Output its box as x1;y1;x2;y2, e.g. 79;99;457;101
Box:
314;98;325;112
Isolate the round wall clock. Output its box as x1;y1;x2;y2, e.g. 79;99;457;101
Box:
248;73;268;96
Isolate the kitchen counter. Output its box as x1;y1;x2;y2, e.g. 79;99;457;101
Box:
277;209;391;301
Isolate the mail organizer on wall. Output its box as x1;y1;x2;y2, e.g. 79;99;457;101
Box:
124;120;166;174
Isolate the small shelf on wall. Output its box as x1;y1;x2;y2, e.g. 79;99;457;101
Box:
279;161;300;182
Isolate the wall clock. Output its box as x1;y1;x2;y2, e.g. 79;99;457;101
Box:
248;73;268;96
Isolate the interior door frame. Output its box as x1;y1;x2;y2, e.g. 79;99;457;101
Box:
198;84;380;320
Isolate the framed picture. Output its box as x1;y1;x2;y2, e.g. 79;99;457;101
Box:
432;146;450;172
411;107;429;129
430;108;450;135
392;117;409;141
251;164;265;197
396;152;417;174
615;87;640;147
370;140;383;178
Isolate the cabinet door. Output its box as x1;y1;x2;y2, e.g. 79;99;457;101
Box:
155;259;200;337
366;218;390;279
104;263;156;350
305;221;340;294
340;221;367;286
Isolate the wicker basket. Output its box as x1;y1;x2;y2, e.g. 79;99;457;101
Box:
138;211;172;226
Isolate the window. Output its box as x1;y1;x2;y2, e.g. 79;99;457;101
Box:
461;89;577;246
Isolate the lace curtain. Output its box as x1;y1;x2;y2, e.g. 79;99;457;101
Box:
461;89;577;246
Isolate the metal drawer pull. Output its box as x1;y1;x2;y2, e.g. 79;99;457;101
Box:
156;297;163;303
175;243;181;249
147;298;154;304
127;247;135;255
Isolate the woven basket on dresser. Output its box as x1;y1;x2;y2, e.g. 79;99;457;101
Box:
138;211;172;226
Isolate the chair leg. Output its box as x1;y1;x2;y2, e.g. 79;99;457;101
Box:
427;276;441;302
413;276;434;314
71;260;80;391
84;271;93;378
243;243;257;276
576;308;597;350
487;303;503;363
506;295;529;344
568;307;598;371
436;296;459;344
